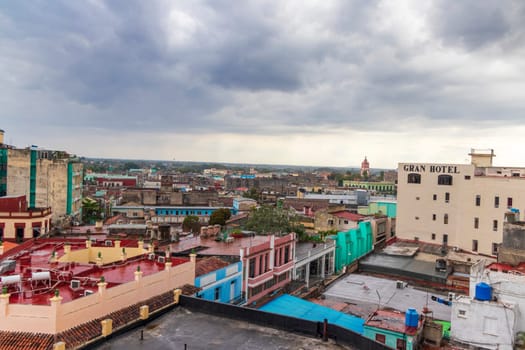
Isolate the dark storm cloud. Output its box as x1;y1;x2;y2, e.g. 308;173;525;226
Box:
429;0;523;49
1;0;525;141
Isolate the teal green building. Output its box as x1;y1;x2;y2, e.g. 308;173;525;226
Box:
358;201;397;218
363;310;422;350
329;221;373;272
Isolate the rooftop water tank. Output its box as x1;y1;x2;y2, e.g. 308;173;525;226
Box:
32;271;51;281
405;308;419;328
475;282;492;301
1;274;21;285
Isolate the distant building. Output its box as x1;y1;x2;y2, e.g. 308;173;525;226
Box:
314;207;365;232
0;195;52;242
342;180;396;194
0;131;82;222
328;221;373;272
397;148;525;256
361;156;370;177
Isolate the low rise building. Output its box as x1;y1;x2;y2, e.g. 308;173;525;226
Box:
363;309;424;350
0;195;52;242
293;241;335;288
240;233;296;305
195;257;242;304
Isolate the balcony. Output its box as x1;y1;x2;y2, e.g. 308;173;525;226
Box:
273;260;293;276
247;270;274;288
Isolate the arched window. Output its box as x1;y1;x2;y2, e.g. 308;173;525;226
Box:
407;173;421;184
438;175;453;186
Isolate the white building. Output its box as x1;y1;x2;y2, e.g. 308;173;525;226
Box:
397;149;525;256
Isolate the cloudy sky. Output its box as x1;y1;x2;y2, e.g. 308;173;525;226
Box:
1;0;525;168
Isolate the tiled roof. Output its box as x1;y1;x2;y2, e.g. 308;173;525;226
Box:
331;211;364;221
0;332;53;350
196;257;230;277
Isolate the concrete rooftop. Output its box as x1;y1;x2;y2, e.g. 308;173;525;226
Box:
94;307;349;350
322;274;452;322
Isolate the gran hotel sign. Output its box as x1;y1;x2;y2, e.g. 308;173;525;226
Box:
403;164;460;174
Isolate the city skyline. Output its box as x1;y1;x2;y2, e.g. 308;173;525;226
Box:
2;1;525;168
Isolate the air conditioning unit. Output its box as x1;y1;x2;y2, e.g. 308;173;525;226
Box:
448;292;456;302
70;279;81;289
396;280;404;289
84;290;94;296
105;240;113;247
157;256;166;263
148;253;155;260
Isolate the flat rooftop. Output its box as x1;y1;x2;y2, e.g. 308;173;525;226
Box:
321;274;452;322
94;307;347;350
0;239;189;305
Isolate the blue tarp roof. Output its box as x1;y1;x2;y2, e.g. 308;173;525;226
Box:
260;294;364;334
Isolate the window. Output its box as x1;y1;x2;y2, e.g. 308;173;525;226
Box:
214;287;220;300
375;334;386;344
475;195;481;206
259;255;263;274
492;243;499;255
407;173;421;184
458;309;467;318
431;233;436;240
284;246;290;263
445;192;450;203
464;175;471;180
432;214;436;221
433;194;437;201
396;339;406;350
494;196;499;208
0;227;3;241
508;197;513;208
472;240;478;252
249;258;256;278
444;214;448;224
438;175;453;186
443;234;448;244
493;220;498;231
474;217;479;229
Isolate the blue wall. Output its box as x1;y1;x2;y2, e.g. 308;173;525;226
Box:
195;261;243;303
155;207;234;216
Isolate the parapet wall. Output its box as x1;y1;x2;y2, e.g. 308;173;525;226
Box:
0;258;195;334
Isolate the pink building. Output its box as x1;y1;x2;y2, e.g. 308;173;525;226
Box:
240;233;296;305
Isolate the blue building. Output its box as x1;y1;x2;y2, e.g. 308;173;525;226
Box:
195;257;243;304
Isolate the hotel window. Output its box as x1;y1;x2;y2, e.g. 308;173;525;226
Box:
493;220;498;231
438;175;453;186
443;234;448;244
433;194;437;201
431;233;436;240
432;214;436;221
445;192;450;203
464;175;471;180
494;196;499;208
492;243;499;255
474;217;479;229
472;240;478;252
508;197;513;208
475;195;481;206
407;173;421;184
444;214;448;224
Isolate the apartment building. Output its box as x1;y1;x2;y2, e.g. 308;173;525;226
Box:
397;149;525;256
0;131;82;223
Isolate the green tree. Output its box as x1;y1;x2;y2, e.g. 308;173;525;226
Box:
244;205;304;235
209;208;232;226
82;198;102;224
243;187;260;201
183;215;201;233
